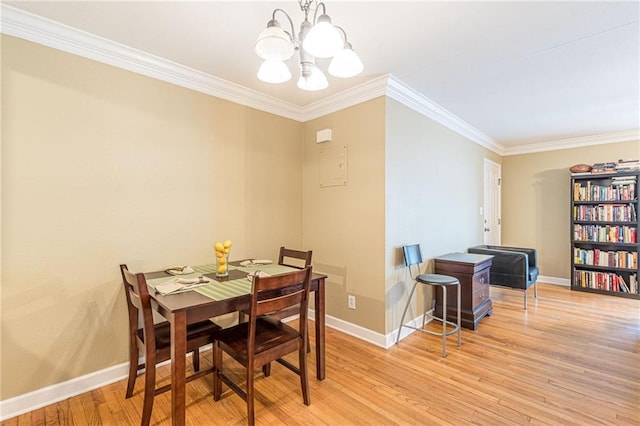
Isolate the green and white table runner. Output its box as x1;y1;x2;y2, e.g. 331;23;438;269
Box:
147;263;297;301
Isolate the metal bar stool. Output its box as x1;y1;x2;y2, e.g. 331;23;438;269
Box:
396;244;461;357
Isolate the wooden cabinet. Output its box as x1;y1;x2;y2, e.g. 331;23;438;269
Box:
434;253;493;330
571;170;639;299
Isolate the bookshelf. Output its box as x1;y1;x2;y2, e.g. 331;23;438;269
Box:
571;171;639;299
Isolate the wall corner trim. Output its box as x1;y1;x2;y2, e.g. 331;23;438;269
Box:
385;76;505;155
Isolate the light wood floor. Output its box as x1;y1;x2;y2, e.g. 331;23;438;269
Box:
3;283;639;425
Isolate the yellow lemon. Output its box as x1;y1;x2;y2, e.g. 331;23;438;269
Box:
216;251;224;258
217;264;227;274
218;256;227;265
214;242;224;252
223;248;230;254
223;240;232;249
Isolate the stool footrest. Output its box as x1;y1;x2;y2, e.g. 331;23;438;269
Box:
400;320;460;337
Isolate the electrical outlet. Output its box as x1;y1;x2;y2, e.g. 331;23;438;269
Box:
348;294;356;309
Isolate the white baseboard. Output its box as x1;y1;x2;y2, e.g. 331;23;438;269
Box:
539;275;570;286
0;348;208;422
317;309;387;349
312;308;430;350
0;362;130;421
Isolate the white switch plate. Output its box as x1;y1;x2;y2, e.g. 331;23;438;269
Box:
348;294;356;309
316;128;332;143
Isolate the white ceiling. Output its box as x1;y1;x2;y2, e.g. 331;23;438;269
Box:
3;1;640;151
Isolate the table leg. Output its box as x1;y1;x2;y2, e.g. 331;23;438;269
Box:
171;312;187;425
314;277;326;380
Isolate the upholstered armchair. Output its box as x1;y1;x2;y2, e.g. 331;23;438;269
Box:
467;245;539;309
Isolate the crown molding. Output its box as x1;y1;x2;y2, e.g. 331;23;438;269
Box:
0;3;504;152
502;129;640;156
0;4;303;122
2;4;633;156
385;76;504;155
300;75;388;121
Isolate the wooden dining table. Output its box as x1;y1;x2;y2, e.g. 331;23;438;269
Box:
145;262;327;425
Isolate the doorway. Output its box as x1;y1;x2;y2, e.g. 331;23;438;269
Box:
483;159;501;245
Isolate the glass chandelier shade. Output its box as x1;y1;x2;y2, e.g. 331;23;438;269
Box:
328;43;364;78
301;15;343;58
255;1;363;91
257;60;292;83
254;21;295;61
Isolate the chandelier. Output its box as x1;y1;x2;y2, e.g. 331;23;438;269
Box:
254;0;364;91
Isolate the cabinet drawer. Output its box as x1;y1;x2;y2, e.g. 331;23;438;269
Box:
473;271;490;307
473;283;490;307
473;270;490;290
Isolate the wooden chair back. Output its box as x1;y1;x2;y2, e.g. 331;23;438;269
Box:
278;246;313;269
250;266;312;331
120;264;157;359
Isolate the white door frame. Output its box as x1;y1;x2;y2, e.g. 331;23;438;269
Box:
483;159;502;245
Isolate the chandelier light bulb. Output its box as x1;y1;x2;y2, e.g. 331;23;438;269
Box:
257;60;292;84
328;43;364;78
302;15;343;58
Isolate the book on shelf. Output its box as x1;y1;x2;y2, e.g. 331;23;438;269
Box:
573;177;636;201
573;204;637;222
618;275;630;293
591;162;617;174
615;159;640;171
574;248;638;269
573;270;639;293
573;224;637;243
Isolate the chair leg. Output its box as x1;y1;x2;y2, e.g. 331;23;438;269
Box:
213;343;222;401
125;341;139;398
456;283;461;347
262;363;271;377
246;366;255;426
442;286;447;358
396;282;418;344
192;348;200;372
141;356;156;426
422;289;429;328
523;289;528;310
299;343;310;406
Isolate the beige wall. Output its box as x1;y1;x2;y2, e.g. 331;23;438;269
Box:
302;98;387;333
384;98;501;334
501;141;640;278
1;35;303;399
3;31;638;405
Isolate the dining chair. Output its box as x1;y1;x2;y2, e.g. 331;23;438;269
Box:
395;245;461;357
213;267;312;426
239;246;312;331
119;264;220;426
